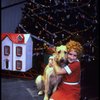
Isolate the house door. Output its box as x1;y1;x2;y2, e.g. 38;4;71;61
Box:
6;59;9;69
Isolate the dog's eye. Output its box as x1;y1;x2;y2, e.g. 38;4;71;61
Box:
58;51;61;54
64;51;67;54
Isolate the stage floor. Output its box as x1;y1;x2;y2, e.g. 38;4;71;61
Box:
1;77;98;100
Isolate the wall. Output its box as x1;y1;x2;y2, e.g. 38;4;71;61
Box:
1;0;26;33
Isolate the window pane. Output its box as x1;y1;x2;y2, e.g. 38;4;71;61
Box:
18;35;22;41
16;60;22;70
16;46;22;56
4;46;10;56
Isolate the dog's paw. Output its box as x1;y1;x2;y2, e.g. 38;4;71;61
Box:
44;96;49;100
38;91;43;95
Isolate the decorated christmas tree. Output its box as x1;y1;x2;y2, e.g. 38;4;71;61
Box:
15;0;98;63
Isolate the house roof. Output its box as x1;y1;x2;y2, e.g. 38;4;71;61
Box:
1;33;31;44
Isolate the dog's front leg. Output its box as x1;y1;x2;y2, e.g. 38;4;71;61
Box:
44;69;50;100
44;81;49;100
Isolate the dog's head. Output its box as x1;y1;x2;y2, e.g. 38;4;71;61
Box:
54;45;67;67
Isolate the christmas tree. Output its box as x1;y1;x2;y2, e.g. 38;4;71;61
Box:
15;0;98;63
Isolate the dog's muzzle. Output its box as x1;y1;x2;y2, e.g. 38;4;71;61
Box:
60;58;66;63
58;58;66;67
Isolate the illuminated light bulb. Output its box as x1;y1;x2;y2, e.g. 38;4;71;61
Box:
66;15;70;19
35;25;38;28
88;4;90;7
62;34;64;38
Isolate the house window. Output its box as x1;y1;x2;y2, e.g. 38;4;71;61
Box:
4;46;10;56
16;46;22;57
16;60;22;70
18;35;23;41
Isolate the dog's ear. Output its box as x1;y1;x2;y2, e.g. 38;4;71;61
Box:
55;46;61;54
55;46;60;52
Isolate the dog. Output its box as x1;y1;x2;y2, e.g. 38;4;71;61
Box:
35;45;67;100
